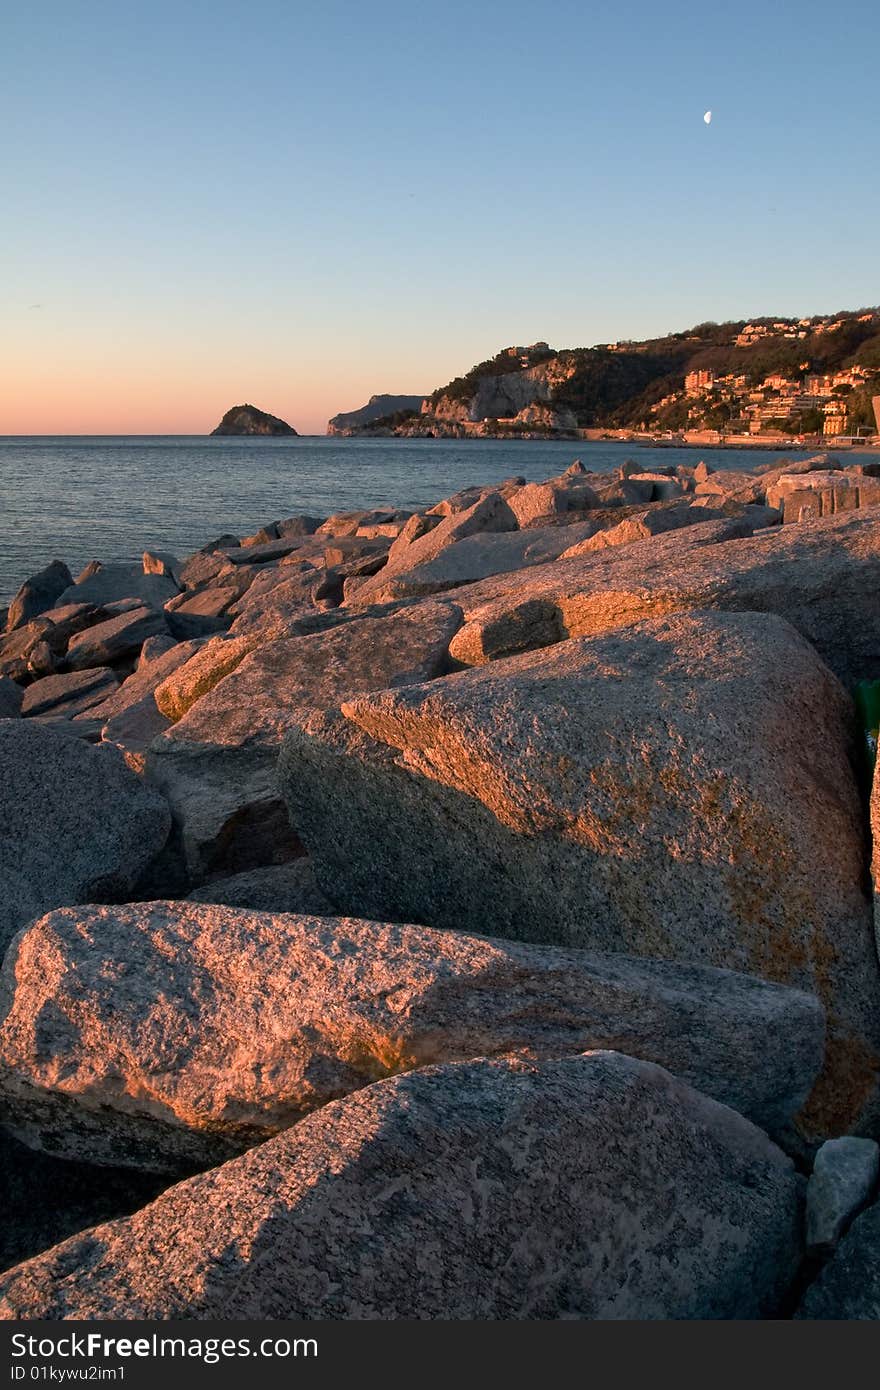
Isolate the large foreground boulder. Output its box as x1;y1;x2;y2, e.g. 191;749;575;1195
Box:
145;602;462;880
0;901;823;1173
0;723;170;956
280;609;880;1142
0;1051;803;1320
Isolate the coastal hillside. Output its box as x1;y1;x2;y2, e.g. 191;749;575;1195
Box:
346;309;880;440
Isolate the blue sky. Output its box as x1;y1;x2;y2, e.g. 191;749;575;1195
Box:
2;0;878;432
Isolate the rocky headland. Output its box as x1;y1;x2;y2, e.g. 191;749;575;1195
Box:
328;310;880;442
327;394;426;436
4;451;880;1318
210;403;298;436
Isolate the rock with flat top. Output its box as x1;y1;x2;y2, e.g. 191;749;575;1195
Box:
560;503;778;557
352;523;600;605
694;470;764;503
0;722;170;956
163;587;239;639
506;472;601;527
56;564;177;613
280;609;879;1142
0;1051;803;1320
21;668;119;720
66;606;168;670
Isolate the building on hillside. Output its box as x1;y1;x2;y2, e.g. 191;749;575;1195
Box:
805;375;834;396
823;401;848;436
736;324;771;346
685;369;715;395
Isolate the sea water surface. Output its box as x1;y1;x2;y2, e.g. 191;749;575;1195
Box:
0;435;870;602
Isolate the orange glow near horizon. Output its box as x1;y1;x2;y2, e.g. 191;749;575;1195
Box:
0;321;436;437
0;361;373;437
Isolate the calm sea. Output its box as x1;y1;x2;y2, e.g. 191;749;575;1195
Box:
0;435;870;603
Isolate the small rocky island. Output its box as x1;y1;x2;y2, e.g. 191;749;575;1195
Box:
4;451;880;1318
210;403;298;436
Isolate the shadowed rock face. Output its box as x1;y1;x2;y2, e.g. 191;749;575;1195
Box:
210;404;297;436
796;1197;880;1318
0;1129;164;1276
0;1052;804;1321
144;601;463;881
6;561;72;633
0;901;823;1172
55;565;178;614
280;609;880;1143
186;859;334;914
0;723;171;958
327;394;425;434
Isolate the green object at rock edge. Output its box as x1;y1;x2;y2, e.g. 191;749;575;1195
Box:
854;679;880;770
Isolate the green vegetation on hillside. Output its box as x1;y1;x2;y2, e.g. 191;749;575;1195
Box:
428;344;556;406
423;309;880;433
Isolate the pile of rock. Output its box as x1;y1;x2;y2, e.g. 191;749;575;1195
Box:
4;452;880;1319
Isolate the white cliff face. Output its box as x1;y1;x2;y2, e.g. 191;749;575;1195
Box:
428;355;579;425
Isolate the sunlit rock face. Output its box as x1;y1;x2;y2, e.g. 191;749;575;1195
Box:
443;510;880;686
280;609;880;1143
0;900;823;1172
0;1052;803;1321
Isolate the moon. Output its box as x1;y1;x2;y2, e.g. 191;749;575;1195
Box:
703;110;712;125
